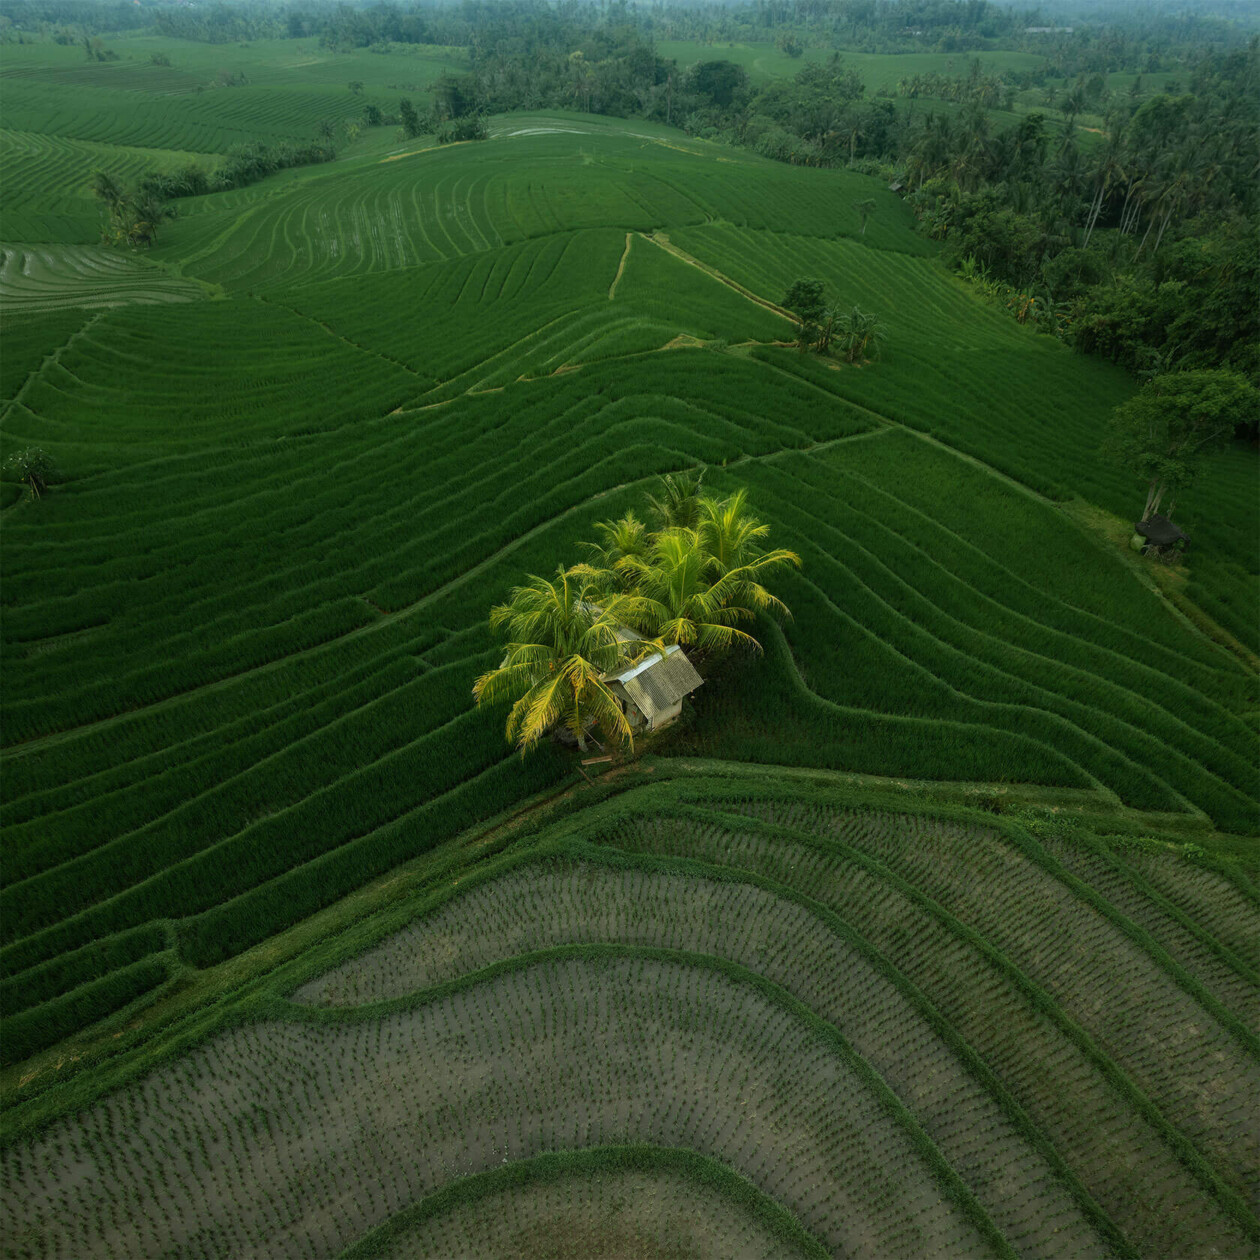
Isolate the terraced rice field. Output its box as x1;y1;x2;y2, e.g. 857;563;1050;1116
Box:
1;45;1256;1256
0;245;203;311
160;123;923;293
0;37;464;242
0;133;220;244
2;777;1255;1257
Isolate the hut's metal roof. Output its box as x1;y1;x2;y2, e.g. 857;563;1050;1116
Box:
611;644;704;721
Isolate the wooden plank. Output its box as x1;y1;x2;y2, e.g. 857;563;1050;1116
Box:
581;755;614;765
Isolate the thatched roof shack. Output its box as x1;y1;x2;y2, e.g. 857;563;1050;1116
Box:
603;644;703;732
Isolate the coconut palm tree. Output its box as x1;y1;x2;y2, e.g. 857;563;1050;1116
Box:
473;568;659;754
619;530;764;657
814;303;840;355
836;306;886;363
645;468;705;531
697;490;801;599
90;170;126;216
579;510;650;593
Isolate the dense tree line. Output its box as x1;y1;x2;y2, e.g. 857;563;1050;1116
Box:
140;139;338;200
904;46;1258;390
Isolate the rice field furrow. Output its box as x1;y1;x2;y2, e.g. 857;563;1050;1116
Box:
341;1147;829;1260
608;805;1255;1258
829;459;1252;717
293;851;1116;1258
1116;851;1259;964
765;500;1188;808
774;458;1255;797
1;952;1003;1259
3;650;422;887
738;803;1259;1194
1036;831;1259;1023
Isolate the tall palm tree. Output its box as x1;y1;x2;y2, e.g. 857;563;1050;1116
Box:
620;530;764;657
90;170;125;214
836;306;886;363
645;469;705;531
697;495;801;634
579;510;650;592
697;489;801;593
472;568;654;754
134;191;173;242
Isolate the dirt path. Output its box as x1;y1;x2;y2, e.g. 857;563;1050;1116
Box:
608;232;633;300
642;233;796;323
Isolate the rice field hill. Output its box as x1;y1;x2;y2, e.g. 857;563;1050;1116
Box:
2;771;1257;1258
1;90;1257;1258
0;36;466;242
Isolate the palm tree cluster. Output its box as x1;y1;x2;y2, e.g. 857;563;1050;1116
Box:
91;171;172;249
781;278;887;362
473;473;800;756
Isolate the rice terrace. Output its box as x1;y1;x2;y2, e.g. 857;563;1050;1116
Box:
0;0;1257;1255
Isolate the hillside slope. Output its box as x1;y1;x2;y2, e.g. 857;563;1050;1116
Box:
1;109;1256;1251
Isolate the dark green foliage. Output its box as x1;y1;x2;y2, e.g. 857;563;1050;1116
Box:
781;276;826;325
2;447;56;499
436;115;488;144
0;954;168;1068
398;97;421;139
687;60;749;108
1105;369;1258;521
141;140;337;201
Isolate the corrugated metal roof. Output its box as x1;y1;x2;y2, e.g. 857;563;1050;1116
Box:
608;642;678;685
620;647;704;720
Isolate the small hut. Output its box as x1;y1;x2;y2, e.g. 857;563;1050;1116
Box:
603;644;703;732
1134;514;1190;560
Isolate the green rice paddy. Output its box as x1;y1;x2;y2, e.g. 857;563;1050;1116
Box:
1;34;1256;1258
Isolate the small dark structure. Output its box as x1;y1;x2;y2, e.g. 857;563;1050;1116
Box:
1134;514;1190;560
